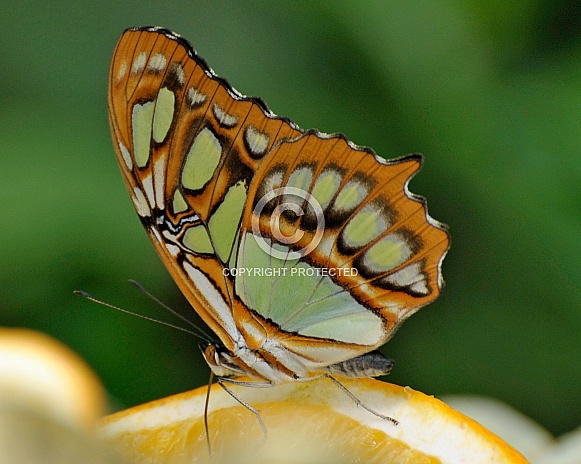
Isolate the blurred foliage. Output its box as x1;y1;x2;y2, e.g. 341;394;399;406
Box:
1;0;580;436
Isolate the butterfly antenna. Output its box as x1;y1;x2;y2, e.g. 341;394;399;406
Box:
73;290;211;342
127;280;216;342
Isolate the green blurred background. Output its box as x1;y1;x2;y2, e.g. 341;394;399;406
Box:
1;0;580;436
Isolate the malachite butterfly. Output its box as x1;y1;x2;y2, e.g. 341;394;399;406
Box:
108;26;450;387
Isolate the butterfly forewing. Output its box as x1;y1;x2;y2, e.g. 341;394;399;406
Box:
108;26;450;382
109;27;303;348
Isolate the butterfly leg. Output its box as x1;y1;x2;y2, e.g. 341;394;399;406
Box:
204;373;213;456
322;374;399;425
203;374;271;455
216;377;272;440
218;377;274;388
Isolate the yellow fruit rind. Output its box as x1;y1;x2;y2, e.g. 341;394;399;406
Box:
99;378;527;464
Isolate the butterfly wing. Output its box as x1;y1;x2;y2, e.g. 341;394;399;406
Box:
108;27;450;377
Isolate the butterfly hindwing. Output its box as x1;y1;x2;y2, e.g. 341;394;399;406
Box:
234;132;449;365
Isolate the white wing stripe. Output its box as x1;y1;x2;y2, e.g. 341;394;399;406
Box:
183;262;241;342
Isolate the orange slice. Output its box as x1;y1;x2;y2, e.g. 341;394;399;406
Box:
0;328;117;464
99;378;527;463
0;327;106;427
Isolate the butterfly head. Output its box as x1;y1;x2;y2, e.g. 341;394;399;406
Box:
199;341;247;378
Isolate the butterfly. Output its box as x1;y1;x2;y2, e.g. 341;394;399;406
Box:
108;26;449;396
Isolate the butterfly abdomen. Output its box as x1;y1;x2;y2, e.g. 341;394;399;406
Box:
325;350;395;378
